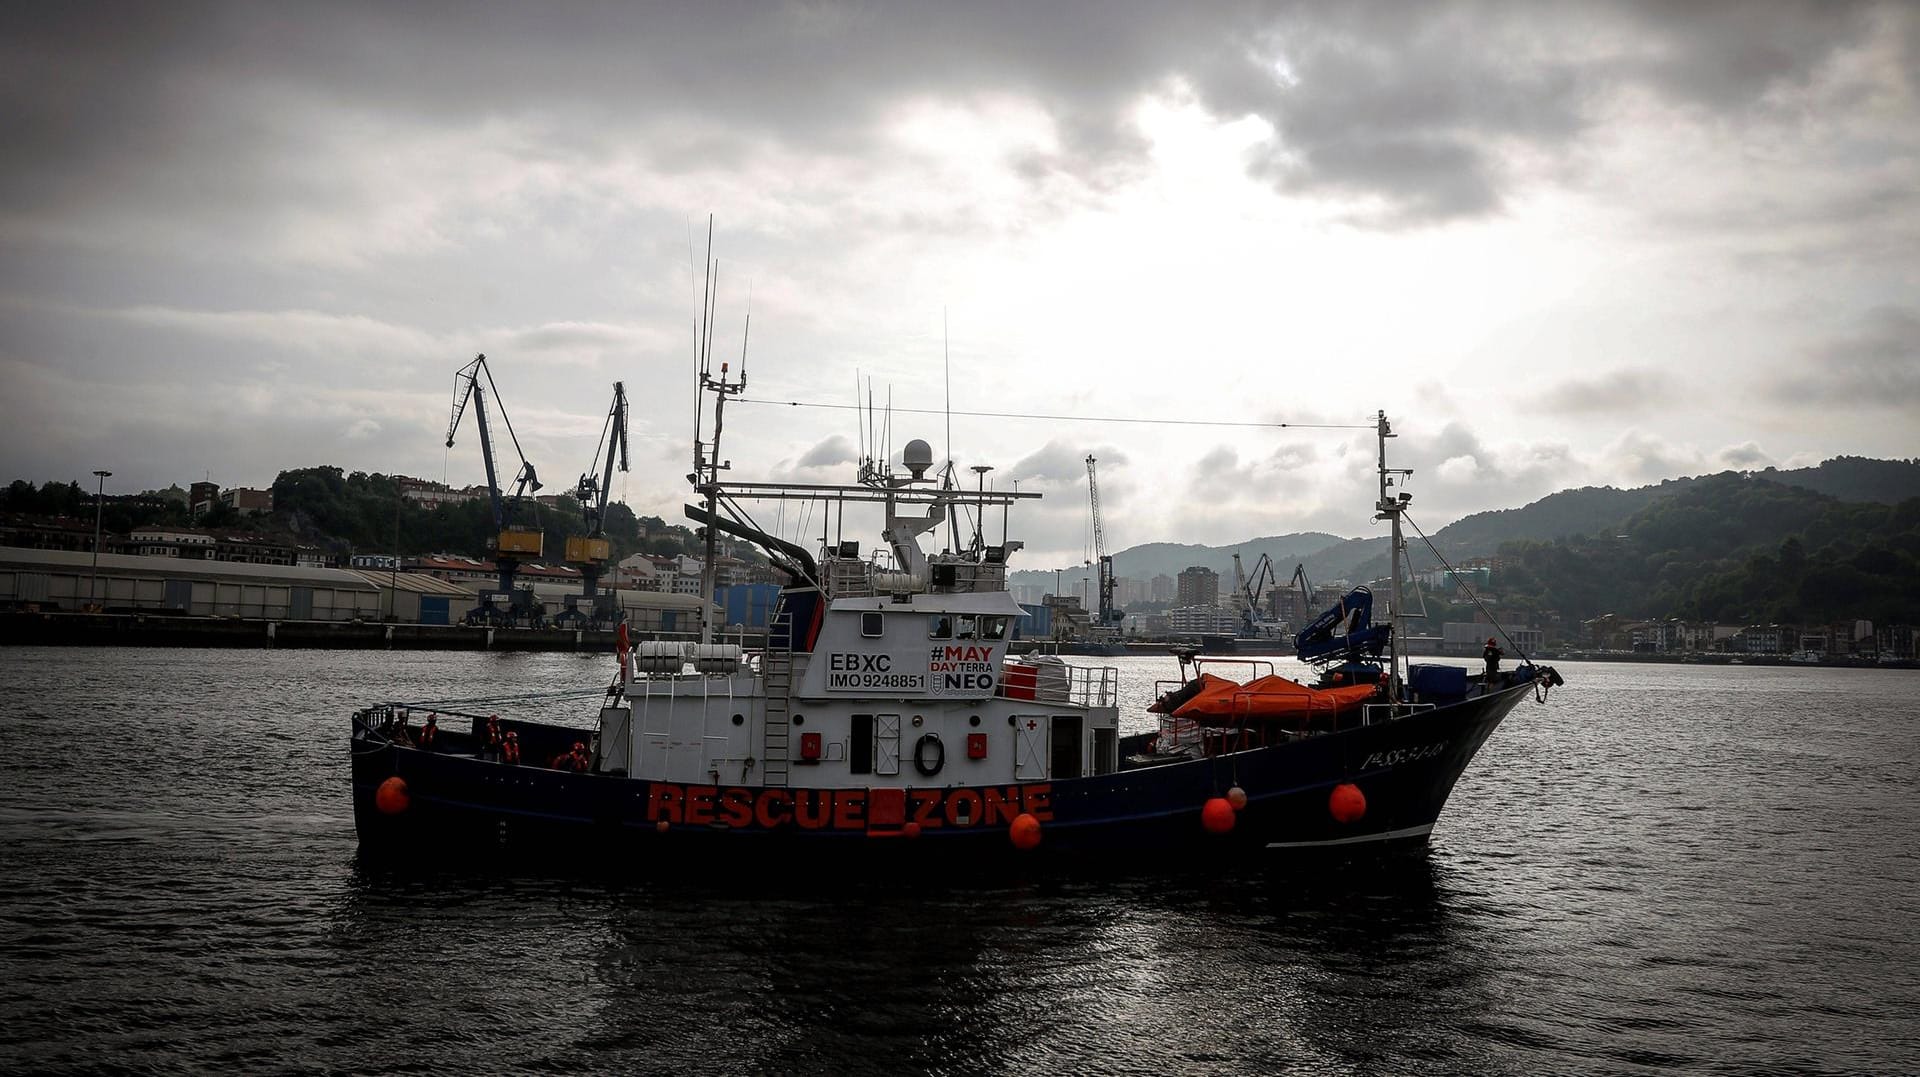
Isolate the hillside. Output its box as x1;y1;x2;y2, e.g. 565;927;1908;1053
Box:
1008;532;1345;593
1768;456;1920;504
1494;474;1920;626
1423;456;1920;565
1002;455;1920;627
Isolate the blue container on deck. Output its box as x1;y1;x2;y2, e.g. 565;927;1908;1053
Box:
1408;663;1469;702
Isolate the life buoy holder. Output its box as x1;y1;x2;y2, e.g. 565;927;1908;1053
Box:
913;733;945;777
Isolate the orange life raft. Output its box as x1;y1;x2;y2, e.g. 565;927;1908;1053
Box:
1166;673;1378;725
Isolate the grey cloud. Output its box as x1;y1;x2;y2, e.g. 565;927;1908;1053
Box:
1716;441;1773;468
1541;368;1669;415
798;434;856;468
1599;429;1701;482
1011;441;1125;484
3;1;1904;242
1776;305;1920;407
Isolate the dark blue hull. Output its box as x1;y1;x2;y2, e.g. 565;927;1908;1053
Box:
351;682;1536;860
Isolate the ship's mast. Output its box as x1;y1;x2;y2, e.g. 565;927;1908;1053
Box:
690;219;747;646
1374;410;1411;703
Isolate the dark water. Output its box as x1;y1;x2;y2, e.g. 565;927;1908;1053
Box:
2;649;1917;1075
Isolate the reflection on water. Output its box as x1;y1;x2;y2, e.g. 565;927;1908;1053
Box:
322;853;1492;1074
2;648;1918;1073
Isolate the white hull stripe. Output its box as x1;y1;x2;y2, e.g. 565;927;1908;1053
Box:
1265;823;1434;849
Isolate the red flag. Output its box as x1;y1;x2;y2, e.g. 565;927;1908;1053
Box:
615;621;631;684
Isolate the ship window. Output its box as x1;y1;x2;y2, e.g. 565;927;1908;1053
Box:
850;714;874;775
861;612;884;637
956;615;977;639
929;615;952;640
979;616;1009;641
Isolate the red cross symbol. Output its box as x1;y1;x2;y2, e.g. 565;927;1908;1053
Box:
1026;719;1038;730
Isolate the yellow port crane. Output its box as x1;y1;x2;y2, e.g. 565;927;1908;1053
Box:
445;354;545;627
555;381;629;629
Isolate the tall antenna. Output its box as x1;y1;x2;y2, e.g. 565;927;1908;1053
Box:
689;222;700;436
853;370;864;468
944;306;952;472
739;281;753;381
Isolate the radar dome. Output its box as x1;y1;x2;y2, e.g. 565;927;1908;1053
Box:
902;438;934;479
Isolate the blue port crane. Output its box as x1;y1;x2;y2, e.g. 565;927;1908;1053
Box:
555;381;629;629
446;353;544;626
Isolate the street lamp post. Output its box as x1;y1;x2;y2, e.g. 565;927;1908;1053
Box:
89;469;112;610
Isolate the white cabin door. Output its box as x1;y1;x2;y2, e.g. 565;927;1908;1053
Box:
1014;715;1048;779
874;713;902;776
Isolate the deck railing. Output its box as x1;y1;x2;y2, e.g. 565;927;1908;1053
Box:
999;661;1118;708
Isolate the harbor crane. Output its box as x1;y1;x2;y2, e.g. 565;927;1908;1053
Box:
1232;551;1285;638
1085;454;1122;637
446;354;545;627
555;381;629;629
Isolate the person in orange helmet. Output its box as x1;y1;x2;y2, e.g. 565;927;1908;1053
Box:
502;730;521;765
481;715;503;761
552;741;591;772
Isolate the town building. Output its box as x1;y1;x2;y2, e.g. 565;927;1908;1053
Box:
0;513;98;552
1167;604;1238;635
188;481;220;518
1176;565;1219;608
220;487;274;514
1150;574;1175;603
126;526;294;565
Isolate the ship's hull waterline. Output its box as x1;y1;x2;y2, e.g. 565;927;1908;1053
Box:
350;680;1533;862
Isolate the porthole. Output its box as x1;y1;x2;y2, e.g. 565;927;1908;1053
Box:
793;714;805;726
1007;715;1016;727
911;714;924;728
969;714;981;727
731;713;745;726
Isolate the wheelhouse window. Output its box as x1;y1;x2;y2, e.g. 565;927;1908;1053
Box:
928;615;953;640
979;616;1009;641
956;615;977;639
861;612;884;638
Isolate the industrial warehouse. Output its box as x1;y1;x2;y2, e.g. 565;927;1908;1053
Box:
0;546;723;648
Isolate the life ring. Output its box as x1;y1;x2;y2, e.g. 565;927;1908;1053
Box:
913;733;946;777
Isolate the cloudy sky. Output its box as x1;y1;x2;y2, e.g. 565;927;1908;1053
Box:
3;1;1915;567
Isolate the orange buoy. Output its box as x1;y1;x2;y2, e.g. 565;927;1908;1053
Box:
1329;782;1367;823
903;821;923;840
374;776;410;815
1225;786;1248;812
655;819;670;834
1009;812;1042;850
1201;797;1236;834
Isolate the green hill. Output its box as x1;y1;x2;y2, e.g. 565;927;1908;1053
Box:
1493;474;1920;626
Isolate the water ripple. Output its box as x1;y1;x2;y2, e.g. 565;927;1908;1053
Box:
1;650;1917;1073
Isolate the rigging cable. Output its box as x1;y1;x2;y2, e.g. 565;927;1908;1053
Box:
732;397;1372;431
1401;512;1528;664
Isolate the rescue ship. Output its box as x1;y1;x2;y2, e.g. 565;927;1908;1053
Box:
349;363;1563;859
